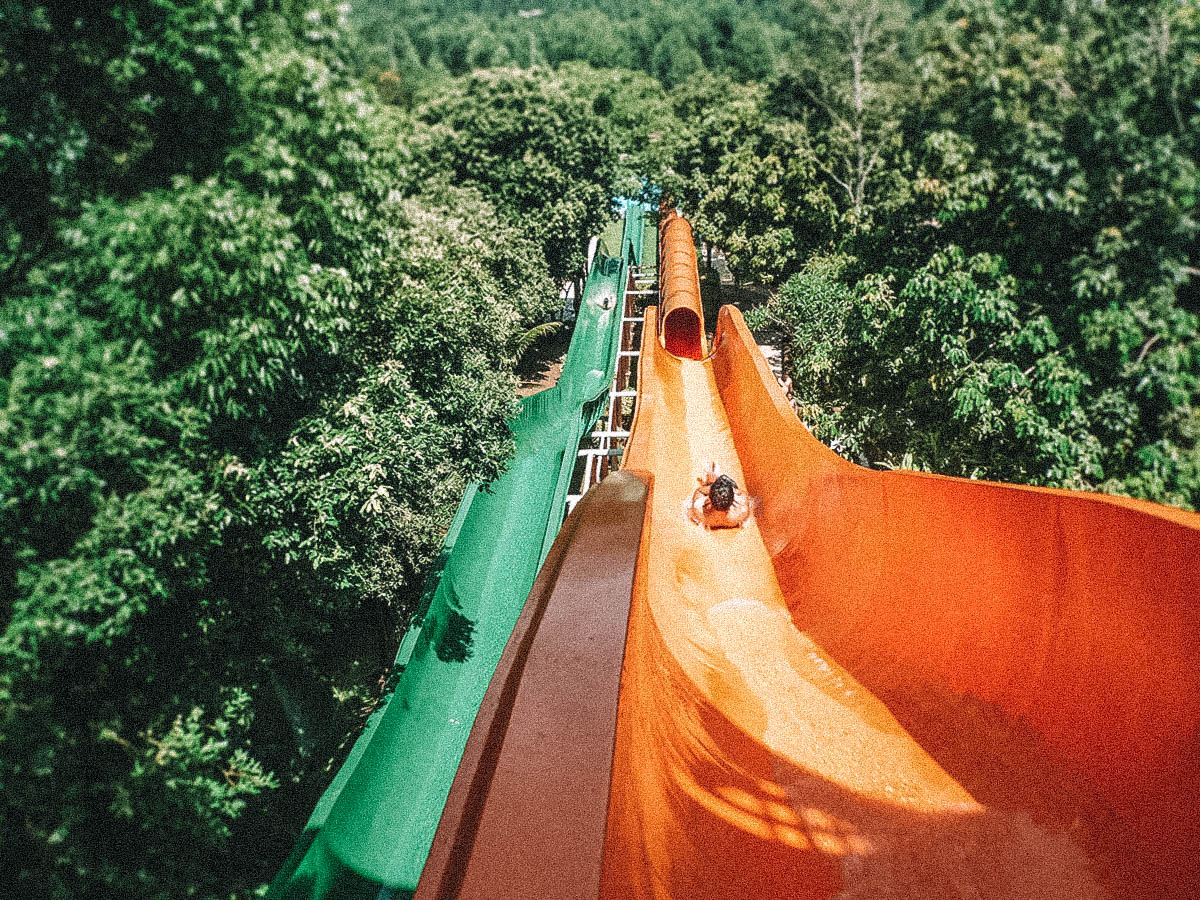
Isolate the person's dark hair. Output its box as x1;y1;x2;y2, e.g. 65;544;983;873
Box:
709;475;736;511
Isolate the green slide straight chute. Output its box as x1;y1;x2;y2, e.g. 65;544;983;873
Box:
269;201;647;899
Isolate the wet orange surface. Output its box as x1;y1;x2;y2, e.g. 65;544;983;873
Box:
600;213;1200;899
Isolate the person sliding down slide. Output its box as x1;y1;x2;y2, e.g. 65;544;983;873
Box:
687;461;751;529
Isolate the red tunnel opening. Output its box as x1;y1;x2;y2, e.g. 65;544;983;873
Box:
663;306;703;360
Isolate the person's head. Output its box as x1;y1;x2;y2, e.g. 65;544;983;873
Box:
708;474;737;511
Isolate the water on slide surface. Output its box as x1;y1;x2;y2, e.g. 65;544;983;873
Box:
602;354;1113;900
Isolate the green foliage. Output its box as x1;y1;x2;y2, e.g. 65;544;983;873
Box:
103;691;279;889
771;0;915;228
729;19;784;82
415;67;618;280
652;29;705;88
62;179;351;424
553;63;682;198
0;287;242;897
750;249;1105;485
357;0;798;83
0;0;254;277
516;321;566;358
1;3;562;898
254;186;555;614
731;0;1199;509
688;117;838;283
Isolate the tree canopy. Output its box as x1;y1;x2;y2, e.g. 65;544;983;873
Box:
1;2;594;896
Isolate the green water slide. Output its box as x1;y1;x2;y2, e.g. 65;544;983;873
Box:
269;201;647;899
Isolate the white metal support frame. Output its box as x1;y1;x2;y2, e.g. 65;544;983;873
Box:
566;258;657;513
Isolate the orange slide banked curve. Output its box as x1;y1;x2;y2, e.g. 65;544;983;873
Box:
600;221;1200;898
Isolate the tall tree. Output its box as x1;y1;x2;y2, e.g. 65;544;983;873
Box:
416;67;618;280
773;0;914;226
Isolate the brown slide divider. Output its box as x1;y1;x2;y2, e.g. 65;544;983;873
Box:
658;209;705;360
414;471;651;900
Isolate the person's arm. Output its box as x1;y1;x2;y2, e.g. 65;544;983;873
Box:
727;493;751;526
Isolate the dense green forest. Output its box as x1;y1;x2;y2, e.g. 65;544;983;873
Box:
356;0;1199;501
1;0;1196;897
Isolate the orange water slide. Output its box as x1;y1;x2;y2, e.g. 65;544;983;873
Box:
599;219;1200;898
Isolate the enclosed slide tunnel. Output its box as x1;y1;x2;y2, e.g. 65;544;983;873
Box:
417;209;1200;899
658;207;705;360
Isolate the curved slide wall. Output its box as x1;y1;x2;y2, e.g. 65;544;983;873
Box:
269;203;646;899
712;304;1200;895
600;227;1200;896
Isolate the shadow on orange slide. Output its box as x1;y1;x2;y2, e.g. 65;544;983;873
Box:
600;250;1200;896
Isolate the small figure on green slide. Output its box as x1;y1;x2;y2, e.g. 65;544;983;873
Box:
688;461;751;530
